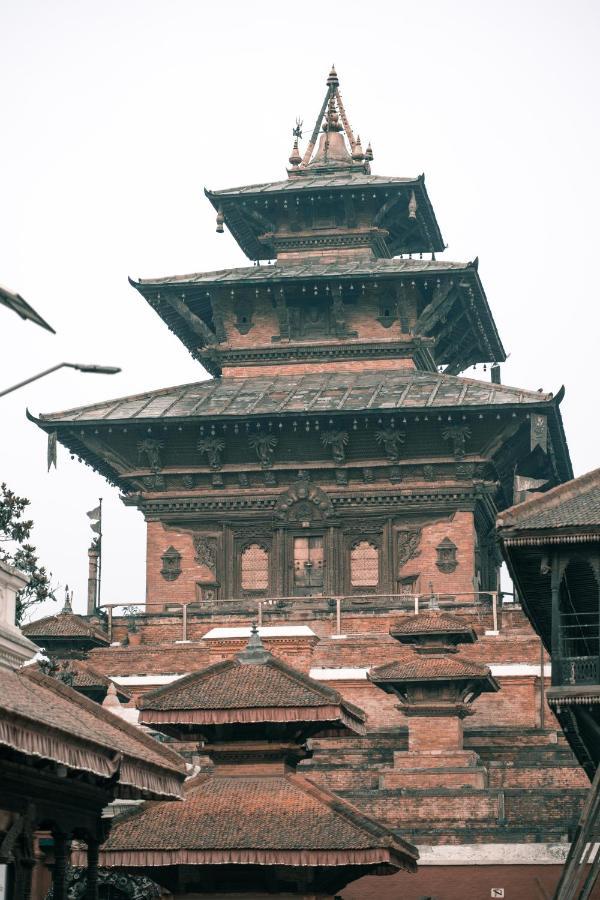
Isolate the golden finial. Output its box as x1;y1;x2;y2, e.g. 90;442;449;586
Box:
352;135;364;161
288;138;301;167
327;64;339;88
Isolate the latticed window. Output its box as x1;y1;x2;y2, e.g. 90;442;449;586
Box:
350;541;379;588
241;544;269;592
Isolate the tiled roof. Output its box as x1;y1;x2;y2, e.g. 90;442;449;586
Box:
134;257;473;288
370;655;492;682
0;667;185;799
205;172;422;197
23;612;109;644
139;650;365;732
99;771;417;871
34;370;553;427
391;612;476;638
498;467;600;532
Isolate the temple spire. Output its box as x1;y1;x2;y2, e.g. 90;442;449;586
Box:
61;585;73;614
293;66;368;175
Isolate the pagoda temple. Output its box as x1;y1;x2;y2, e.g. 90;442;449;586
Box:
95;628;418;898
28;68;593;899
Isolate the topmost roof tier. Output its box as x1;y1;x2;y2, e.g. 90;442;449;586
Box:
205;67;444;261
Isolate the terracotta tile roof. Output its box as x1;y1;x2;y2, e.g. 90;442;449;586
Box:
23;612;109;644
0;667;185;799
139;650;365;733
33;370;553;427
391;612;476;638
99;771;417;871
32;659;131;699
370;654;493;683
498;467;600;534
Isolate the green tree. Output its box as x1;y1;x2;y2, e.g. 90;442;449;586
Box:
0;482;56;623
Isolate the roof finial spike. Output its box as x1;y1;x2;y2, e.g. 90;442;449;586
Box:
352;134;364;161
365;141;373;162
61;585;73;614
237;622;272;665
327;64;339;88
288;137;301;167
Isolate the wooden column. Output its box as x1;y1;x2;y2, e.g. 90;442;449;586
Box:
550;552;561;686
85;839;99;900
51;833;69;900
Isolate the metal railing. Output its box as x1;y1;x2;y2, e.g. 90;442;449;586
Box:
100;591;501;644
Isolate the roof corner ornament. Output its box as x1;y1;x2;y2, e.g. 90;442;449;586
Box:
216;208;224;234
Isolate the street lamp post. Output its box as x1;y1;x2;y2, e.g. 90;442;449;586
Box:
0;362;121;398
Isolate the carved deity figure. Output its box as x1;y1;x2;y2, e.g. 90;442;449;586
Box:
442;424;471;459
375;427;406;462
248;433;278;468
137;438;164;471
321;430;349;464
397;528;422;570
197;436;226;470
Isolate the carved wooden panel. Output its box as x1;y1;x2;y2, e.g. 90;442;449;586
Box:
241;544;269;592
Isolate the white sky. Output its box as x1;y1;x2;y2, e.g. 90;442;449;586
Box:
2;0;599;620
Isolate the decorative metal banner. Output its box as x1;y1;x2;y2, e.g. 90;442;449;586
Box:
530;413;548;453
46;431;57;471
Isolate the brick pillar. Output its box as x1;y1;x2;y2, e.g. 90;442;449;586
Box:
408;714;464;752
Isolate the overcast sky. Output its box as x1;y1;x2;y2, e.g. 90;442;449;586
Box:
2;0;599;619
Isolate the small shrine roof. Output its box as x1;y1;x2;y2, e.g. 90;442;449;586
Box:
370;655;495;683
205;172;423;198
0;667;185;799
497;467;600;536
23;611;109;644
32;370;555;428
133;257;474;288
99;770;417;871
138;643;365;732
391;612;477;640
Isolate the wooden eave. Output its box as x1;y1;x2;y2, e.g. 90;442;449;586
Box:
204;176;444;261
131;262;505;371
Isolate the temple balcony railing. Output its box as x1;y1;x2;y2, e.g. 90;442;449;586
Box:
100;591;503;644
555;612;600;686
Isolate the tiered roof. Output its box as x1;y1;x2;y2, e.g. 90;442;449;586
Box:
101;630;417;886
100;771;416;870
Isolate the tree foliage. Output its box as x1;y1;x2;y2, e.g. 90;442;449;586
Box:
0;482;56;623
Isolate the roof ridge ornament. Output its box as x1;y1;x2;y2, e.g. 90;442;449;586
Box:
61;584;73;614
236;622;272;665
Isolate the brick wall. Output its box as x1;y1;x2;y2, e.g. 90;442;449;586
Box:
409;715;464;751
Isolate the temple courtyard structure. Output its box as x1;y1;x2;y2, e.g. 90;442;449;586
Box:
20;68;600;898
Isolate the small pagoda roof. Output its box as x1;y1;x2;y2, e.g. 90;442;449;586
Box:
139;640;365;732
370;655;497;687
0;667;185;799
497;467;600;540
31;370;557;427
23;610;110;645
390;612;477;642
32;658;131;701
98;769;417;872
206;172;424;198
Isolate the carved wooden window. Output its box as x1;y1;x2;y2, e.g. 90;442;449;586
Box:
241;544;269;593
350;541;379;588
